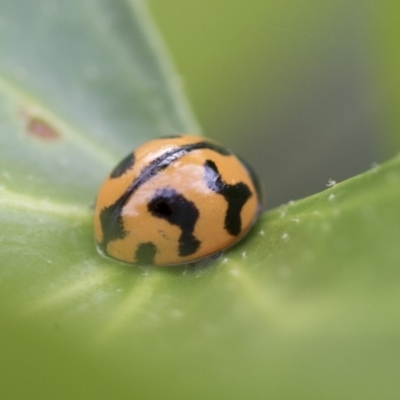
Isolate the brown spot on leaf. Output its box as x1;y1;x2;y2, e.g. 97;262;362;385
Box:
27;117;60;140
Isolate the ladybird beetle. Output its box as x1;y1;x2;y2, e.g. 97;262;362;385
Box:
94;135;263;266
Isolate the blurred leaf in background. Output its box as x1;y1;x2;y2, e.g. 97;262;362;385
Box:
370;0;400;150
149;0;397;207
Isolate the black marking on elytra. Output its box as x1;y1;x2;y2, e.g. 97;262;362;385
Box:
237;154;264;211
110;152;135;178
99;140;230;246
127;140;230;201
148;188;200;256
157;135;183;139
135;242;157;264
204;159;252;236
99;201;127;250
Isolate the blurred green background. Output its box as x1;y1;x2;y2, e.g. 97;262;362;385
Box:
148;0;398;208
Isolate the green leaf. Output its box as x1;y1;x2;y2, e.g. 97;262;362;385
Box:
0;0;199;204
1;1;400;400
372;0;400;147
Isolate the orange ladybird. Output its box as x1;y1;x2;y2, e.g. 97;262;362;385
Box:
94;135;263;266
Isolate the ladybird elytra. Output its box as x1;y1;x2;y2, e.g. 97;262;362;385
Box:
94;135;263;266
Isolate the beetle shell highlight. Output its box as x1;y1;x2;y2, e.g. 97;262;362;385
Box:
94;135;263;266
